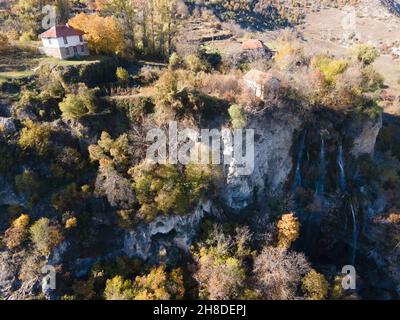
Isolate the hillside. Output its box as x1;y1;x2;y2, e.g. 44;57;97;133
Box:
0;0;399;303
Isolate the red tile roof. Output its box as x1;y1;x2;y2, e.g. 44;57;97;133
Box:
242;39;265;50
40;25;84;39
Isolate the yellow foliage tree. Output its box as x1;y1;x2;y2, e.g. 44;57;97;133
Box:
277;212;300;249
0;33;10;53
68;13;125;55
3;214;30;249
301;269;329;300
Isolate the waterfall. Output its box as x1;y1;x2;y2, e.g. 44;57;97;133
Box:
292;130;307;190
350;202;358;266
315;135;326;195
337;143;346;191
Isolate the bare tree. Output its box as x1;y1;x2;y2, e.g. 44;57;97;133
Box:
253;246;310;299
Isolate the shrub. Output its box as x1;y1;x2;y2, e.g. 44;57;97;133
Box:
51;183;85;213
0;33;10;53
277;213;300;249
185;54;208;73
15;170;41;197
104;276;135;300
275;42;307;70
352;44;379;66
312;55;348;85
65;217;78;229
30;218;63;255
301;269;329;300
116;67;129;82
3;214;30;249
132;266;185;300
228;104;247;129
169;53;183;70
19;31;36;42
193;226;248;300
18;120;53;156
129;163;212;222
104;266;185;300
88;131;130;169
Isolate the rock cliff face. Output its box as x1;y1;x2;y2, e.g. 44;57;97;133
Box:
223;109;302;211
222;108;382;212
348;115;382;157
123;200;214;261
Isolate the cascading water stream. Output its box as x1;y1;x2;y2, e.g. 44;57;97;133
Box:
315;135;326;195
337;143;346;191
350;202;358;266
292;130;307;190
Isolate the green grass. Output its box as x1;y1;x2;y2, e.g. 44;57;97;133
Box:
0;70;34;84
38;55;109;67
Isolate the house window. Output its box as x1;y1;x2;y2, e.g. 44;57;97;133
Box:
48;38;52;45
63;37;68;44
79;35;83;42
81;45;85;53
66;47;70;55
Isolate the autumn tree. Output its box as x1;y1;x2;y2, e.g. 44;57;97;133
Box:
301;269;329;300
88;131;130;169
228;104;247;129
193;226;249;300
3;214;30;249
104;266;185;300
277;212;300;249
68;13;125;55
129;162;212;221
253;246;310;300
0;33;10;53
18;120;53;156
30;218;63;255
104;275;135;300
132;265;185;300
101;0;180;57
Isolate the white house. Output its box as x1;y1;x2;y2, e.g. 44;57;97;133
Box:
39;24;90;60
243;69;281;100
243;69;269;99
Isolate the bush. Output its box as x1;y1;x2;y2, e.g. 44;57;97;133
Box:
193;226;249;300
228;104;247;129
0;33;10;53
352;44;379;66
185;54;208;73
18;120;53;155
30;218;63;255
116;67;129;82
15;170;41;198
59;85;99;120
104;266;185;300
59;95;87;120
301;269;329;300
169;53;183;70
312;55;348;85
132;266;185;300
19;31;36;42
104;276;135;300
129;163;212;222
88;131;130;169
3;214;30;249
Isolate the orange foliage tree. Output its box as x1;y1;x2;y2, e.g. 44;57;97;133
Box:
68;13;125;55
